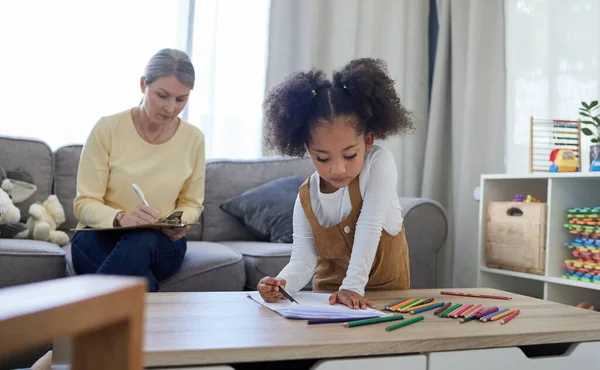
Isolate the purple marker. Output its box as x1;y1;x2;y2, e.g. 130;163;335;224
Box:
475;306;499;319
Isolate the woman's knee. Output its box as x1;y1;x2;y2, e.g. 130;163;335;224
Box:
119;229;162;251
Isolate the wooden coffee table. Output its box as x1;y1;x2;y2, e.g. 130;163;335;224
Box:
141;288;600;369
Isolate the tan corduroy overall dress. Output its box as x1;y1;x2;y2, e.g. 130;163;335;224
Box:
299;176;410;292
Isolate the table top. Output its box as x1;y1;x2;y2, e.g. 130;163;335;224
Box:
143;288;600;367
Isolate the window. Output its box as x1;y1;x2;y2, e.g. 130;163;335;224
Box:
0;0;270;159
505;0;599;173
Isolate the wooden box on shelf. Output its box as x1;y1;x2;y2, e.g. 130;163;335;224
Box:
486;201;547;275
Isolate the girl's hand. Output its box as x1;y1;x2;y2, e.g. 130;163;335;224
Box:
257;276;287;303
119;205;159;227
329;289;375;310
162;225;190;241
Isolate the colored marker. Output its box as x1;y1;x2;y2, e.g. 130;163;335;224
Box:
500;309;521;325
434;302;451;315
411;302;445;314
447;304;466;318
465;305;484;317
491;308;517;322
460;315;477;323
439;304;462;318
476;306;499;319
452;304;473;318
386;315;424;331
346;315;405;328
384;298;407;309
480;308;508;322
461;304;481;317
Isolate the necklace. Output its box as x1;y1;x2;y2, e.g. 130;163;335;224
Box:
134;107;175;144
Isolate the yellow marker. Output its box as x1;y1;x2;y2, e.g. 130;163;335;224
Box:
400;299;423;312
491;308;517;322
405;301;439;312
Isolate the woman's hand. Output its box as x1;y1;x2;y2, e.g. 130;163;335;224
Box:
257;276;287;303
119;205;159;227
162;225;190;241
329;289;375;310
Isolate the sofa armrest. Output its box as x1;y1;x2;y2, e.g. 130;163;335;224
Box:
400;197;448;289
0;239;66;289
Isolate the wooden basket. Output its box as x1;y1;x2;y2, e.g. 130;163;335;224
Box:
486;201;547;275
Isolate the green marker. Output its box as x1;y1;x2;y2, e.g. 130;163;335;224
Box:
346;315;405;328
460;315;477;323
439;304;462;318
385;315;424;331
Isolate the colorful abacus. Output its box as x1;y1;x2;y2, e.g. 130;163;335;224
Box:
563;207;600;284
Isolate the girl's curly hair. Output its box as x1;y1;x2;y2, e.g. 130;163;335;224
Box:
263;58;414;157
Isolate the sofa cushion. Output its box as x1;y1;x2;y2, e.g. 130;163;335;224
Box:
220;240;312;291
0;136;53;222
159;241;245;292
64;241;245;292
219;175;304;243
0;239;66;288
53;145;82;233
203;157;314;242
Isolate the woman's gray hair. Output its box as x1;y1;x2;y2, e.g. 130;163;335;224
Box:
143;48;195;89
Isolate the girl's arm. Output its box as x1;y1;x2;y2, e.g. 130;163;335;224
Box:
276;195;318;295
341;147;400;296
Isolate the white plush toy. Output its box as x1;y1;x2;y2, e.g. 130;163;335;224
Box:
20;195;70;246
0;181;21;225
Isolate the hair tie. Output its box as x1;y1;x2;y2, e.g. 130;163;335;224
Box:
311;89;317;96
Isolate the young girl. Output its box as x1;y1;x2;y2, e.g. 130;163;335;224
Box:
258;58;414;310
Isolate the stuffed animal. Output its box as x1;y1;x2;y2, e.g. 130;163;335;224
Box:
20;195;70;246
0;166;37;204
0;181;28;239
0;165;38;224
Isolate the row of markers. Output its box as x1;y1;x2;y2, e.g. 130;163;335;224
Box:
383;298;520;325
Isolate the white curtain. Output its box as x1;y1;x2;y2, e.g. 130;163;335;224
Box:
265;0;430;197
505;0;599;174
422;0;506;286
0;0;269;159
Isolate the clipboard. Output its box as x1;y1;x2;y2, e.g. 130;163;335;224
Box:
72;210;198;232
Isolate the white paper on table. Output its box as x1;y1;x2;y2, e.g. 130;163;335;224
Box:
246;291;389;320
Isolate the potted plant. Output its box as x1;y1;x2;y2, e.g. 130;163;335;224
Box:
578;100;600;171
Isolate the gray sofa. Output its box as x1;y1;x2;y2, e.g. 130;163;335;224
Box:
0;135;448;292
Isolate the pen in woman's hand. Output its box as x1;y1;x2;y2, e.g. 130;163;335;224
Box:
132;183;150;206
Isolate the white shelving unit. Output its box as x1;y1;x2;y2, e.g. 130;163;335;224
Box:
477;172;600;307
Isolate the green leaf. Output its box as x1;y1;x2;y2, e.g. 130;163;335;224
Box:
593;116;600;126
591;101;599;108
580;112;591;117
592;138;600;143
583;102;591;109
582;120;596;125
582;127;595;136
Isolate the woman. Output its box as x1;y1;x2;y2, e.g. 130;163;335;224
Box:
71;48;205;292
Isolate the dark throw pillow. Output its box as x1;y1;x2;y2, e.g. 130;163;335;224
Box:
219;175;305;243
